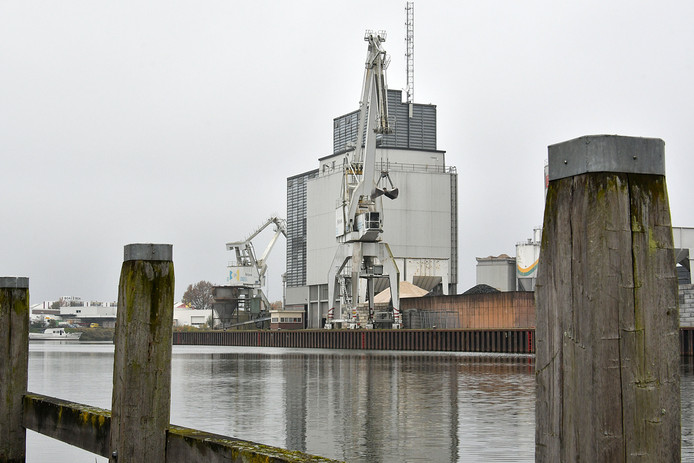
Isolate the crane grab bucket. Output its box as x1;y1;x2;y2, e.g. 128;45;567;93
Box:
384;188;399;199
373;170;399;199
373;186;399;200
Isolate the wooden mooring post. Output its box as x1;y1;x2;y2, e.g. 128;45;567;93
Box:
109;243;175;463
1;245;339;463
0;277;29;463
535;135;680;461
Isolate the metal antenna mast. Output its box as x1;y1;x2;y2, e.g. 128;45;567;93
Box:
405;2;414;104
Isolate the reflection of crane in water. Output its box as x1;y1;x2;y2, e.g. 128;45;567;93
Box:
212;216;286;329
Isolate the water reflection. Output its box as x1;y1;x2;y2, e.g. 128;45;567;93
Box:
170;349;535;462
30;345;694;462
283;355;307;452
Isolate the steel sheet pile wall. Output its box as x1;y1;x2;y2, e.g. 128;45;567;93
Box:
173;329;536;354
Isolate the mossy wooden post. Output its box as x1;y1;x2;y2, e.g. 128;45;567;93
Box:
109;244;174;463
535;135;680;462
0;277;29;463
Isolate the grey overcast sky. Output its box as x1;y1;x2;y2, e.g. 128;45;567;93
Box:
2;1;694;304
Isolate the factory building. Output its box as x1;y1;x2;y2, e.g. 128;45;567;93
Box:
286;89;458;328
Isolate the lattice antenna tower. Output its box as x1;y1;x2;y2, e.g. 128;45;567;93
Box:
405;2;415;104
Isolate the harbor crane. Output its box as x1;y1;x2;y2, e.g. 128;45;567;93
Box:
215;216;286;328
226;216;287;293
325;30;401;330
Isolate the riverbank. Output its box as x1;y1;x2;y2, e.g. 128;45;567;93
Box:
73;327;114;342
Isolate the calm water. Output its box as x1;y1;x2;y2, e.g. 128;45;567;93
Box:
25;343;694;462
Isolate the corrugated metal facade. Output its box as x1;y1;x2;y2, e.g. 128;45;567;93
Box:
286;170;318;288
400;292;536;330
333;89;436;154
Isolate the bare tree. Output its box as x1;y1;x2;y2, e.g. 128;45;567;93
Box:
182;281;214;310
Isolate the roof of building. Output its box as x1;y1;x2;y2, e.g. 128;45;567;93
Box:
476;254;515;262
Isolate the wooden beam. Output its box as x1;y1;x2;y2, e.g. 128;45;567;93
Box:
165;425;341;463
23;394;342;462
22;393;110;458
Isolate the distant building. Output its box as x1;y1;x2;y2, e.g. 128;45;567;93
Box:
270;309;304;330
475;254;516;292
31;298;117;327
59;303;117;328
173;304;212;328
29;303;60;324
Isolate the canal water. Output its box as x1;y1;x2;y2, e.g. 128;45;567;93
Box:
26;343;694;462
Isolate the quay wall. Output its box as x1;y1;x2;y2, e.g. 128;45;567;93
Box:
174;329;536;354
173;288;694;354
174;328;694;356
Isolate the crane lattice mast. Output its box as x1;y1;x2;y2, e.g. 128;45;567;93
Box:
405;2;414;105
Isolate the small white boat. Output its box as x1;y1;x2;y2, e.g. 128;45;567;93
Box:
29;328;82;340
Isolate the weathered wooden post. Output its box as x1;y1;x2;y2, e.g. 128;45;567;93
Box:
0;277;29;463
535;135;680;461
109;244;174;463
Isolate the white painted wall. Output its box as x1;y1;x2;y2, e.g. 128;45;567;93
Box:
173;308;212;327
306;150;454;287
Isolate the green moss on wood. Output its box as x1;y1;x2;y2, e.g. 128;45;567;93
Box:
0;288;29;317
168;425;342;462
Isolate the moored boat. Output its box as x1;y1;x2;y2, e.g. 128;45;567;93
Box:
29;328;82;340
